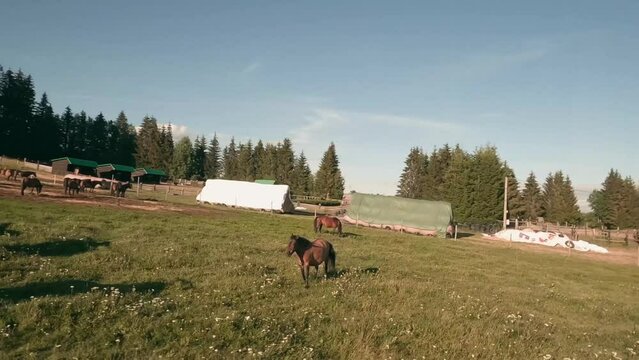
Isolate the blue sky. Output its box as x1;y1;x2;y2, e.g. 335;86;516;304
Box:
2;1;639;210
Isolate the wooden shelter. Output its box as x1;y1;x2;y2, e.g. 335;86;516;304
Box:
132;168;167;184
96;164;135;182
51;157;98;176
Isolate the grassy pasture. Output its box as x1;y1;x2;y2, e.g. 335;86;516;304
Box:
1;198;639;359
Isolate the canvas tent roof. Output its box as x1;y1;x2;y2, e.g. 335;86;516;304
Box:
196;179;295;213
344;192;453;237
51;157;98;168
97;163;136;172
132;168;167;177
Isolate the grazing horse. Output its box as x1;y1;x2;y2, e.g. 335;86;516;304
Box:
64;178;81;196
111;181;131;198
79;179;95;192
21;177;43;196
287;235;336;287
314;215;343;236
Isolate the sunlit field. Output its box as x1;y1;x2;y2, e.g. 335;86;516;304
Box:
1;198;638;359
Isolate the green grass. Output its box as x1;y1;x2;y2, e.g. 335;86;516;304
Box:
1;198;639;359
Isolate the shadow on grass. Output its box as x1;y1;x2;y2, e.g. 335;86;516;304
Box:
3;238;110;257
451;232;474;239
0;223;21;237
340;232;361;238
0;279;166;303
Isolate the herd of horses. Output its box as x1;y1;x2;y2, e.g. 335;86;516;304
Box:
1;168;131;198
288;214;343;287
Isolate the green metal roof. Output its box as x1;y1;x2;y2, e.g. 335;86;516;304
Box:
255;179;276;185
98;163;136;172
136;168;166;176
51;157;98;168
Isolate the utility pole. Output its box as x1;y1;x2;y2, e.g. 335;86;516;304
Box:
502;176;508;230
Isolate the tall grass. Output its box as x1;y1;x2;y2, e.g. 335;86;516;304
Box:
1;198;638;359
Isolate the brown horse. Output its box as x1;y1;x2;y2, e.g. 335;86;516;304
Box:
64;178;81;196
314;215;342;236
287;235;336;287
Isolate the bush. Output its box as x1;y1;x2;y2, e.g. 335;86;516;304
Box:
297;199;341;207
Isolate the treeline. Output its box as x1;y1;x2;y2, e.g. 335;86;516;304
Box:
0;65;345;198
397;145;581;225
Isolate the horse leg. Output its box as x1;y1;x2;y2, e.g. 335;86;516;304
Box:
314;265;319;277
299;265;306;284
304;265;310;287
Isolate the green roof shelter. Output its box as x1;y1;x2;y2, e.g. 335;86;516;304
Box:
51;157;98;176
97;163;136;182
132;168;167;184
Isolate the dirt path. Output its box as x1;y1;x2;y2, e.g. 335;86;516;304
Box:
0;179;219;216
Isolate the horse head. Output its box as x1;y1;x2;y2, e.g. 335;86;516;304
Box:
287;234;299;256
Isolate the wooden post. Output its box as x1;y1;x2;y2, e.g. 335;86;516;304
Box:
454;225;458;240
181;188;184;196
137;177;141;197
165;187;169;200
53;174;57;185
356;214;359;227
36;160;39;171
502;176;508;230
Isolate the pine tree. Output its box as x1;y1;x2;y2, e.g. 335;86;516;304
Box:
205;133;221;179
589;169;639;229
114;111;136;166
314;142;345;199
504;165;525;220
396;147;426;199
252;140;266;179
158;123;174;173
542;171;581;224
466;146;505;224
292;151;313;196
135;116;163;169
422;144;451;200
222;137;239;180
106;119;119;161
191;135;207;180
31;93;61;160
86;112;108;163
443;145;471;222
71;111;89;157
261;143;278;180
276;138;296;185
60;107;75;155
237;140;256;181
521;172;543;221
171;136;193;180
0;70;36;158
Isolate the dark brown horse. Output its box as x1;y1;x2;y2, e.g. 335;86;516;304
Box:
111;181;131;198
21;177;43;195
287;235;336;287
314;215;342;236
64;178;81;196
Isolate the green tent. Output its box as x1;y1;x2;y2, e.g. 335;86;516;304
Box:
344;193;453;237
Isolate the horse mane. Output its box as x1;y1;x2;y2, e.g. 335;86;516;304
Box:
292;235;312;247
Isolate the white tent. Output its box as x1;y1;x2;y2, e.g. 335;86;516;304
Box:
196;179;295;213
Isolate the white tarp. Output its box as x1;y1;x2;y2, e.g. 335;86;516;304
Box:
196;179;294;213
484;229;608;254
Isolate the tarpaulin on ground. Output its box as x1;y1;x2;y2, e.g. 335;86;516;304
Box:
343;192;453;237
485;229;608;254
196;179;295;213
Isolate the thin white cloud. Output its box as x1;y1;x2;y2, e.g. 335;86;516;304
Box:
241;61;262;74
290;108;349;146
159;123;189;139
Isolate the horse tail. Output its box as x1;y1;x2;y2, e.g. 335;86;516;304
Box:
313;216;319;233
327;243;336;274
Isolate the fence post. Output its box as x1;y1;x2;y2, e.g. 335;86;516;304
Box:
137;177;141;197
165;187;169;200
454;225;458;240
53;174;57;185
36;160;39;171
